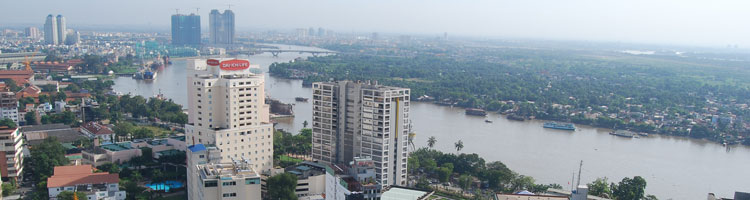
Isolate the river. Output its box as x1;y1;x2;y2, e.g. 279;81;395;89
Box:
112;44;750;199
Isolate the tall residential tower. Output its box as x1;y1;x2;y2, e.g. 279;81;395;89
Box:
56;15;67;44
44;14;58;45
209;9;235;45
171;14;201;45
311;81;411;186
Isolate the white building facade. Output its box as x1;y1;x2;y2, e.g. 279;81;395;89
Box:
185;58;274;173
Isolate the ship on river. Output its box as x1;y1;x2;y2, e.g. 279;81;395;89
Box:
543;122;576;131
465;108;487;116
609;130;636;138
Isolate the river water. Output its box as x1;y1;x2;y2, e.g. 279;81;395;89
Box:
112;44;750;199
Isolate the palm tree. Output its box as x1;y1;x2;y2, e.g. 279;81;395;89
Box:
302;120;308;128
427;136;437;149
455;140;464;152
408;132;417;151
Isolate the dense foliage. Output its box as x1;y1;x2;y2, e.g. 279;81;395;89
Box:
270;44;750;142
410;148;560;193
267;173;299;200
273;129;312;167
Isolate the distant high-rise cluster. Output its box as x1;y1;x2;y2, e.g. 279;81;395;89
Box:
209;9;235;45
43;14;77;45
24;27;41;39
171;13;201;45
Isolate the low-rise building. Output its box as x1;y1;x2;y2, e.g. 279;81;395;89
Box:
81;143;141;167
191;159;262;200
22;123;84;146
47;165;125;200
81;122;114;144
0;126;23;181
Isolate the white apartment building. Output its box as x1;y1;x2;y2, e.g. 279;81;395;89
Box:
0;92;19;124
185;58;274;173
47;165;125;200
191;157;262;200
0;127;23;181
311;81;411;186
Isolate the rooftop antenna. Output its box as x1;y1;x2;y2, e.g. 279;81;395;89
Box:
227;4;233;10
195;7;200;14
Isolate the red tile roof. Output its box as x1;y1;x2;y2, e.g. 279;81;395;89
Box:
47;165;119;188
82;122;114;135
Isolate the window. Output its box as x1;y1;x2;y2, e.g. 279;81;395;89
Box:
222;193;237;197
222;181;236;186
204;180;218;187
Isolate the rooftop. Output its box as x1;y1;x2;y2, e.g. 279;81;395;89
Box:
381;186;432;200
20;123;71;132
198;159;259;180
47;164;119;188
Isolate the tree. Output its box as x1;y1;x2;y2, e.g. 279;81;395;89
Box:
455;140;464;152
267;173;298;200
56;191;87;200
1;183;15;196
0;118;15;128
97;162;120;174
436;167;452;182
25;111;37;125
611;176;647;200
302;120;308;128
114;122;135;141
407;157;420;173
427;136;436;148
458;175;473;191
29;137;69;181
133;127;154;139
588;177;612;198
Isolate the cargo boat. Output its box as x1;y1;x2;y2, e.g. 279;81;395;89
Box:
543;122;576;131
465;108;487;116
507;114;526;121
609;130;635;138
295;97;309;102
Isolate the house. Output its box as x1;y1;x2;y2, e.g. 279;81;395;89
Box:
81;122;114;144
16;85;41;100
47;165;125;200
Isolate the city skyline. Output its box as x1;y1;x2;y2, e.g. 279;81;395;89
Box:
1;0;750;47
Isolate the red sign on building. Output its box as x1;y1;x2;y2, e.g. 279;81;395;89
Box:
219;59;250;71
206;59;220;66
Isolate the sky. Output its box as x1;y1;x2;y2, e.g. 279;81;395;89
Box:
1;0;749;47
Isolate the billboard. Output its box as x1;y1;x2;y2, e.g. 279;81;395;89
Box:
219;59;250;71
206;59;220;66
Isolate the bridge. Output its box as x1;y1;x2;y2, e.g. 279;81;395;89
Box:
229;49;337;57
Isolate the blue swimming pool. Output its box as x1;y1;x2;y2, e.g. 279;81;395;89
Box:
146;181;184;192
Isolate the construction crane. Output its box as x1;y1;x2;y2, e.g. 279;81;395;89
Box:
22;51;38;71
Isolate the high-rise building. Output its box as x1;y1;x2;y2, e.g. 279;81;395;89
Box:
171;14;202;45
56;15;66;44
311;81;411;186
209;9;235;45
0;92;19;124
44;14;58;45
24;27;41;39
185;58;273;172
65;30;80;45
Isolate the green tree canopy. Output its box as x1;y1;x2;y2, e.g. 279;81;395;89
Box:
267;173;298;200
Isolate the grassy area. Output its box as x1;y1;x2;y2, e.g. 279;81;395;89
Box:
279;155;303;163
143;126;174;138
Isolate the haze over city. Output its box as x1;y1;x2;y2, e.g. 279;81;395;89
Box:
2;0;750;47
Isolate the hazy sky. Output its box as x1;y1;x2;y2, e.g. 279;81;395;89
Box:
2;0;749;47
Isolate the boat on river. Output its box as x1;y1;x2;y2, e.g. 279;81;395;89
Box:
543;122;576;131
295;97;309;102
610;130;636;138
506;114;526;121
485;119;493;123
465;108;487;116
